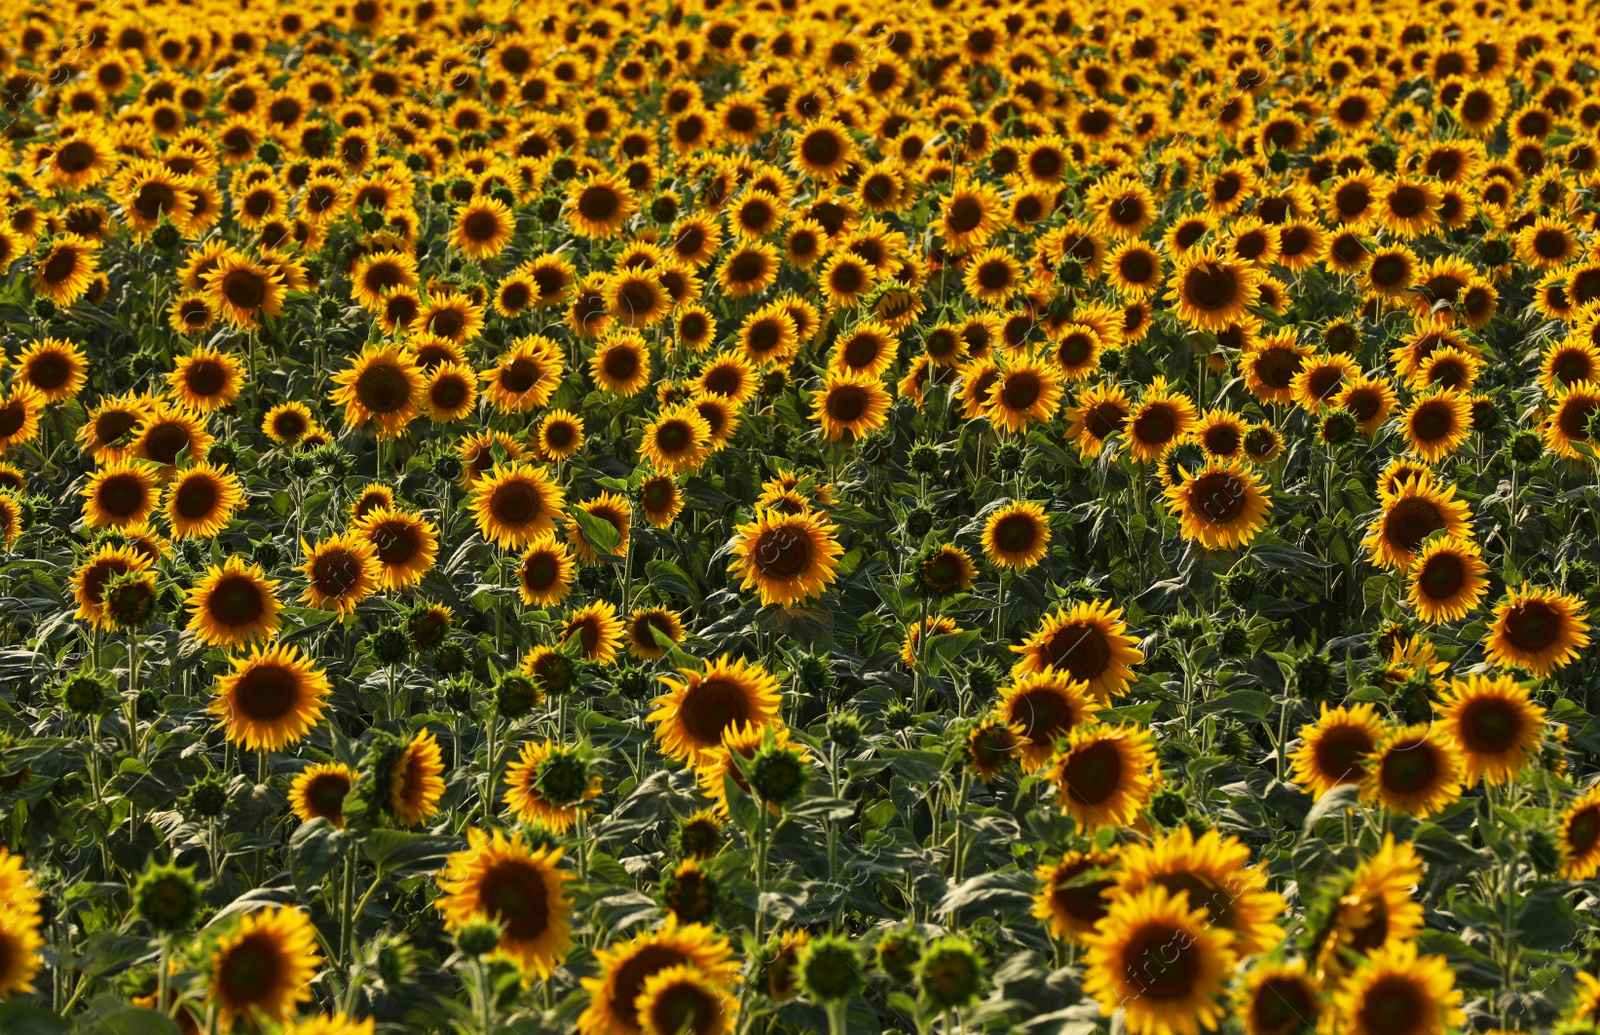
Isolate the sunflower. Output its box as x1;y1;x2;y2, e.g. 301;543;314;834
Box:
1484;584;1591;676
640;404;713;474
1164;459;1273;551
1557;785;1600;880
262;402;319;446
451;197;515;259
941;181;1004;249
300;533;381;615
456;432;526;485
640;476;685;529
1544;380;1600;460
562;601;625;664
627;607;684;661
132;403;212;470
985;352;1063;434
696;352;756;405
812;374;891;442
503;740;602;833
328;343;423;439
1403;536;1487;624
1290;702;1389;800
436;828;572;980
204;253;285;329
1360;723;1464;818
0;492;21;549
1012;600;1144;701
567;172;637;238
590;332;653;397
178;902;300;1031
996;668;1100;772
1336;375;1399;435
649;654;783;765
77;392;152;463
694;721;811;816
387;728;445;825
1361;475;1473;571
1114;826;1287;956
72;544;152;629
1399;388;1471;462
1434;674;1545;786
1308;836;1427;983
1237;960;1320;1035
982;500;1051;571
729;510;842;607
1047;724;1159;832
470;463;567;549
517;536;576;608
163;462;244;539
792;119;855;181
1081;884;1235;1035
289;763;357;828
33;234;100;307
166;346;244;412
577;917;740;1035
208;643;330;751
352;506;439;590
186;555;283;649
82;457;162;530
1167;248;1261;332
1032;849;1119;943
607;269;672;330
0;902;43;997
14;337;88;403
536;410;585;463
1064;384;1133;457
919;544;977;595
350;250;419;310
1325;941;1463;1035
635;964;738;1035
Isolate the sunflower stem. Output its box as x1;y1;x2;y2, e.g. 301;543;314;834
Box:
339;842;357;963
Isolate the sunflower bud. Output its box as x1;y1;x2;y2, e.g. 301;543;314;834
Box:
966;663;998;701
661;858;717;923
799;934;864;1003
103;570;158;629
59;668;113;716
432;452;464;482
1507;429;1544;465
185;776;229;819
796;655;831;694
1365;141;1397;173
1295;654;1333;695
1222;569;1259;606
909;443;941;475
368;627;411;665
134;862;201;935
1266;148;1290;174
875;928;922;984
1218;622;1250;657
455;916;501;957
533;746;595;808
1147;785;1190;828
494;672;541;719
373;933;418;986
992;442;1024;476
360;205;387;232
436;645;469;680
1479;237;1513;267
1097;347;1123;374
151;220;181;250
674;810;724;860
749;742;808;805
904;507;934;538
917;935;985;1010
1054;258;1085;287
1318;407;1357;445
825;711;863;754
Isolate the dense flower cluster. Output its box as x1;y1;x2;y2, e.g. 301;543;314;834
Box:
0;0;1598;1031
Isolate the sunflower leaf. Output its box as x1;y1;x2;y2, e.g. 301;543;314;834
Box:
570;506;623;559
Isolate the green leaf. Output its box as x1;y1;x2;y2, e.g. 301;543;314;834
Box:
571;507;623;559
1301;783;1360;836
362;830;463;875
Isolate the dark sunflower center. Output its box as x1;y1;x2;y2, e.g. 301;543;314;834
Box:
222;268;268;309
1185;471;1248;526
1013;687;1073;742
825;385;868;423
1050;859;1112;925
1118;921;1201;1001
1383;497;1444;554
174;477;220;519
1153;872;1234;929
1458;697;1521;754
306;772;351;816
1251;977;1316;1035
479;860;551;940
603;347;640;382
1379;740;1440;795
1085;402;1128;441
1202;424;1240;455
498;357;539;394
185;359;228;397
217;933;284;1006
1042;622;1110;682
947;196;982;234
1314;725;1375;784
678;677;753;746
1356;975;1426;1035
463;209;501;242
209;574;265;627
608;946;690;1033
1388;185;1427;218
272;410;309;440
653;419;693;455
1558;396;1599;441
27;352;69;389
99;473;149;516
577;185;619;222
56;139;97;173
355;362;411;414
648;980;719;1035
1184;263;1239;311
43;247;81;284
1417;552;1465;600
1000;372;1042;411
842;335;882;370
372;521;418;564
755;525;813;578
312;549;363;596
1132;403;1179;446
235;663;297;719
1503;599;1561;652
1410;400;1455;442
490;480;542;525
801;130;841;167
1567;806;1600;855
430;374;468;409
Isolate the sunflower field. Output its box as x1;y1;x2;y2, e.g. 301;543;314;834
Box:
7;0;1600;1033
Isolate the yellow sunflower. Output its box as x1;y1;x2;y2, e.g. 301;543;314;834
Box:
14;337;88;403
328;343;424;439
435;828;572;979
353;506;440;590
517;535;576;608
1290;702;1389;800
561;600;626;663
469;463;567;549
1081;884;1236;1035
186;555;283;648
1360;723;1465;818
503;741;602;833
388;728;446;826
163;461;244;539
1434;673;1545;786
1324;941;1463;1035
1485;585;1591;676
813;373;891;442
1032;849;1119;944
289;763;357;828
1361;474;1474;572
1047;723;1160;832
1113;825;1287;956
577;917;740;1035
209;906;321;1031
208;643;331;751
649;654;783;765
1557;784;1600;880
728;510;843;607
300;533;381;615
82;457;162;530
640;404;713;475
167;346;245;412
1164;459;1273;550
1011;599;1144;701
